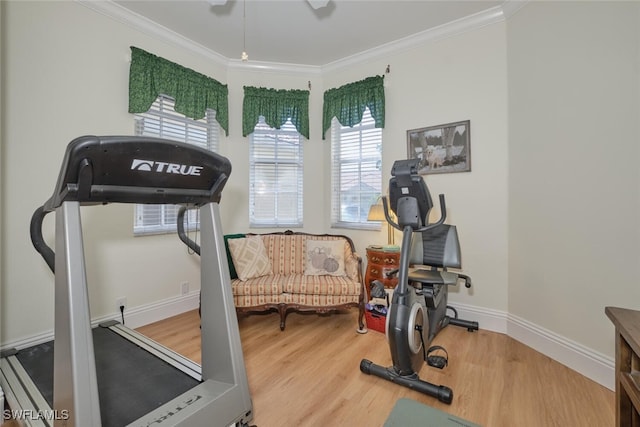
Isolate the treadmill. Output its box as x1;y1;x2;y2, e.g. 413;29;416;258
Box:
0;135;253;426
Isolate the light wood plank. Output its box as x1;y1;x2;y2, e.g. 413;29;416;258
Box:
137;309;614;427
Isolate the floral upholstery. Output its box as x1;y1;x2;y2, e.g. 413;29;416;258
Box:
232;273;361;297
229;231;366;331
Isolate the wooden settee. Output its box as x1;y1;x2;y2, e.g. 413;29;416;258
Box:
225;230;366;332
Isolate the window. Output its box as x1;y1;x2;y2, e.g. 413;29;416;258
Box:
250;117;303;228
133;95;219;235
331;108;382;229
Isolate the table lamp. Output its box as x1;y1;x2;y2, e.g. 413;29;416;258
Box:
367;198;397;248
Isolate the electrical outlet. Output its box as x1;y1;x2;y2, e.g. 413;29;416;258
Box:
116;297;127;311
181;282;189;295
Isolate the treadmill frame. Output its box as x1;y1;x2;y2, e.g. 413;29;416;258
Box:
1;136;253;427
1;203;253;427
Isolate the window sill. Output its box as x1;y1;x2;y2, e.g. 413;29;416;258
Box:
331;222;380;231
249;223;304;229
134;226;199;237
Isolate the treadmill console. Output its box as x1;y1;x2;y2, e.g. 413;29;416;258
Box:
44;135;231;210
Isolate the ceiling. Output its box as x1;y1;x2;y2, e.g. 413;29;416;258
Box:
113;0;503;67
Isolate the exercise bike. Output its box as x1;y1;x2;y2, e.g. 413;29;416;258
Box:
360;158;478;404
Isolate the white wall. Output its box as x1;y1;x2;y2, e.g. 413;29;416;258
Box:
0;1;4;329
1;1;225;343
323;22;509;313
507;1;640;356
0;1;331;344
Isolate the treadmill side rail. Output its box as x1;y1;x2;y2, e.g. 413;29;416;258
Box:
0;357;52;427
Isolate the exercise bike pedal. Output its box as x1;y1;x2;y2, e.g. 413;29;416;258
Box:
427;356;447;369
426;345;448;369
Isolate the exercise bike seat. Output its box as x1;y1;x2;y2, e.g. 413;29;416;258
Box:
409;269;459;286
413;224;462;269
407;224;471;289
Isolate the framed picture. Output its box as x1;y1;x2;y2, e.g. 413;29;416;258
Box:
406;120;471;175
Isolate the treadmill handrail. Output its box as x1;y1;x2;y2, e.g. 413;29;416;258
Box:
30;206;55;273
31;135;232;273
177;205;201;256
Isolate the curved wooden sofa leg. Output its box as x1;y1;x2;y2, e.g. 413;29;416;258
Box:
356;298;368;334
278;303;288;331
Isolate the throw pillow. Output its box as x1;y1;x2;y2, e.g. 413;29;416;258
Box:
228;236;273;281
304;239;346;276
224;233;246;279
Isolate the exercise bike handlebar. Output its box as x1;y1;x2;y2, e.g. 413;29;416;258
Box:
382;193;447;233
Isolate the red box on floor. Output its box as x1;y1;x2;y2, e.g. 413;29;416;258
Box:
365;309;386;333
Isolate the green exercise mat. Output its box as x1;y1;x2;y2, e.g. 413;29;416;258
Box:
384;398;481;427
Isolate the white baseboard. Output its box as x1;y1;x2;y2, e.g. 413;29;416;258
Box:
451;302;614;391
1;291;200;352
450;302;508;334
93;291;200;330
2;295;614;391
0;329;55;354
506;313;614;390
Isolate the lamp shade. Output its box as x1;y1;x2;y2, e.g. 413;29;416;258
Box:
367;203;385;222
367;200;395;246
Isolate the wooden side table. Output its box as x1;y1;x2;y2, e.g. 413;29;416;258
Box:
605;306;640;427
364;246;400;300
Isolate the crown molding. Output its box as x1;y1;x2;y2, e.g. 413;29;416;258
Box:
76;0;229;66
323;5;506;73
228;59;322;76
78;0;522;76
501;0;531;19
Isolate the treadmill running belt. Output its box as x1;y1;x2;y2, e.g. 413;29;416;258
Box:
15;326;201;427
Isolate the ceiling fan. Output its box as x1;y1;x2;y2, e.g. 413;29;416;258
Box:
208;0;331;62
207;0;330;10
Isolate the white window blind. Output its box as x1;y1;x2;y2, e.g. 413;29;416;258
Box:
133;94;219;235
250;117;303;228
331;107;382;229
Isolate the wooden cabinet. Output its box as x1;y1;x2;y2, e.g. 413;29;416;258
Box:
606;306;640;427
364;246;400;300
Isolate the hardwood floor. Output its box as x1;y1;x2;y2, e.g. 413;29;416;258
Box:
137;309;614;427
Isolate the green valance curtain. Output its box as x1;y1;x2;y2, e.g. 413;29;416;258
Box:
322;75;385;140
128;46;229;135
242;86;310;139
